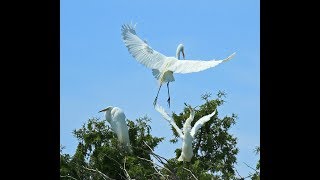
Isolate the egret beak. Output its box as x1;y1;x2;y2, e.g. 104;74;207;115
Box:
184;104;193;112
99;107;112;113
182;50;185;60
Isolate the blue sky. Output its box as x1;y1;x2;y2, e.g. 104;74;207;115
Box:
61;0;259;177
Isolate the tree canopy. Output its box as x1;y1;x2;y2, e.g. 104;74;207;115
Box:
60;92;259;179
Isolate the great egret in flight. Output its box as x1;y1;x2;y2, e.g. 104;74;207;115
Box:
99;106;130;148
121;23;235;107
155;104;216;162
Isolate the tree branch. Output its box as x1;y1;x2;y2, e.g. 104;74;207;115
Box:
234;168;244;180
243;174;254;179
243;162;258;173
82;166;115;180
143;141;170;163
141;142;178;180
137;156;168;179
60;175;78;180
123;156;132;180
183;167;198;180
103;154;132;180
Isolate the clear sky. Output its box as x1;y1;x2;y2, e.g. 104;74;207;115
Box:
61;0;259;177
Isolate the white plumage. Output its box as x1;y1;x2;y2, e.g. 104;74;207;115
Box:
155;104;184;138
121;23;235;107
190;110;216;137
99;106;130;148
155;104;216;162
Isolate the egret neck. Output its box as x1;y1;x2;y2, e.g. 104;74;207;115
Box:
99;106;113;124
176;44;185;60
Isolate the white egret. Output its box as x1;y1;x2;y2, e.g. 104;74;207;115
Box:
99;106;130;148
155;104;216;162
121;23;235;107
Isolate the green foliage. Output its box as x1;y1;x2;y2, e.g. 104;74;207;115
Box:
167;91;239;179
250;146;260;180
60;91;241;179
236;146;260;180
60;117;164;180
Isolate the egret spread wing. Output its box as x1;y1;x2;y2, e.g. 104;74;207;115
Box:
154;104;172;122
155;104;184;138
190;109;216;138
121;24;168;70
169;52;236;74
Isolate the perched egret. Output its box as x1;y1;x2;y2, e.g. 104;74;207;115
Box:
99;106;130;148
121;23;235;107
155;104;216;162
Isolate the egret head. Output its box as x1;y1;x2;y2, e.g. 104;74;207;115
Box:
184;103;195;117
176;43;185;60
99;106;114;123
99;106;113;113
188;106;195;117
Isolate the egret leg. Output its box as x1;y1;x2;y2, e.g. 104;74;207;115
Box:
167;82;171;108
153;84;162;106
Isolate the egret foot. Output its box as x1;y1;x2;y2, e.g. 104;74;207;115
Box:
167;97;171;108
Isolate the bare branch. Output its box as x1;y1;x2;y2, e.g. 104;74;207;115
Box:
117;173;127;180
123;156;127;171
137;156;171;178
183;167;198;180
235;168;244;179
243;174;253;179
60;175;78;180
143;141;170;163
138;143;179;180
103;154;131;180
143;141;154;151
243;162;258;173
82;166;115;180
129;143;178;179
123;156;132;180
137;156;167;179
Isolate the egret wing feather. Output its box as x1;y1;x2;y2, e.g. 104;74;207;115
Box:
190;109;216;138
155;104;184;138
169;52;236;74
121;24;168;70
